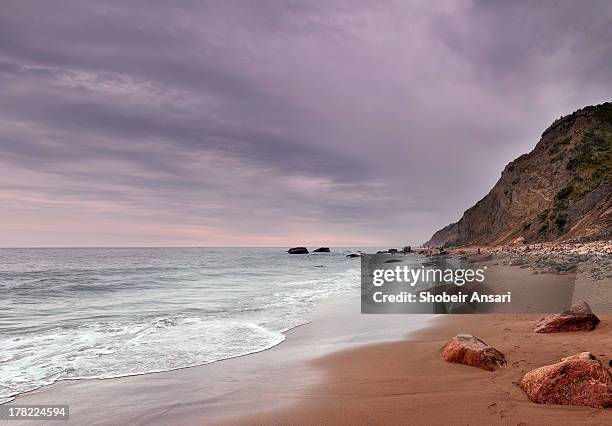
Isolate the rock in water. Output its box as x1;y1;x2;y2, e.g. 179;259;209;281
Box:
313;247;330;253
287;247;309;254
534;300;600;333
441;333;506;371
520;352;612;408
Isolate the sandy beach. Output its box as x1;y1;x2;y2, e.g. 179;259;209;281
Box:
2;261;610;425
229;313;611;425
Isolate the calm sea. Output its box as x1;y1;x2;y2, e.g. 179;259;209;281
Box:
0;247;375;403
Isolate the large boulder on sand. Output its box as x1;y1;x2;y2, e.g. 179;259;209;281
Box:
313;247;330;253
520;352;612;408
287;247;309;254
534;301;600;333
441;333;506;371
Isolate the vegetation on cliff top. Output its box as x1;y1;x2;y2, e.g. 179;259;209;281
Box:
538;104;612;234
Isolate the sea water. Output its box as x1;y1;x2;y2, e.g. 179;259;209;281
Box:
0;247;375;403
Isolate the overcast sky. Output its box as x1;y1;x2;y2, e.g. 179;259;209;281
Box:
1;0;611;247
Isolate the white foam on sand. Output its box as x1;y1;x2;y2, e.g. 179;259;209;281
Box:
0;267;364;404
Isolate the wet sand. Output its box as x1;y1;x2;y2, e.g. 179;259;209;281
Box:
1;296;434;426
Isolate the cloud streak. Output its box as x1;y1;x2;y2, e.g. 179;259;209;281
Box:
1;0;611;246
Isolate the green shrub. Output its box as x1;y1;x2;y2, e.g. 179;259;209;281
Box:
555;186;573;201
537;209;550;221
554;213;568;229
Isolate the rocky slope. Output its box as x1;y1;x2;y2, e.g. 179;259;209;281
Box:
425;103;612;247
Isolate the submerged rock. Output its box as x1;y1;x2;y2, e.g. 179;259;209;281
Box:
313;247;330;253
287;247;309;254
534;301;600;333
441;333;506;371
520;352;612;408
346;253;360;258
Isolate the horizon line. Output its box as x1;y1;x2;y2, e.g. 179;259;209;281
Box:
0;245;418;249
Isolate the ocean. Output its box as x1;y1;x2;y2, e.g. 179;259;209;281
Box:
0;247;372;403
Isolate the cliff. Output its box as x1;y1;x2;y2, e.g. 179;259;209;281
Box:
425;103;612;247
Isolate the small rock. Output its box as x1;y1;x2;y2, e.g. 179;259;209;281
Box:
312;247;330;253
534;301;600;333
555;262;578;273
520;352;612;408
287;247;309;254
441;333;506;371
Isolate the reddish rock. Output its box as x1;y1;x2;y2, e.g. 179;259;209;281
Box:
534;301;600;333
441;334;506;371
520;352;612;408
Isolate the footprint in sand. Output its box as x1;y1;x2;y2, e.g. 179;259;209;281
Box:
487;403;498;415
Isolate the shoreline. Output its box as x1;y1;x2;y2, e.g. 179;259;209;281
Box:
3;255;611;425
2;292;435;425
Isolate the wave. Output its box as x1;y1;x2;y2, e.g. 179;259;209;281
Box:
0;248;362;404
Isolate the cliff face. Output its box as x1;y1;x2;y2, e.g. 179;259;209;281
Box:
425;103;612;247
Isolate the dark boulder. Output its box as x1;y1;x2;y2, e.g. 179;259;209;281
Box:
287;247;309;254
313;247;330;253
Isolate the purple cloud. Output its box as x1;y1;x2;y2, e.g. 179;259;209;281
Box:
1;0;611;246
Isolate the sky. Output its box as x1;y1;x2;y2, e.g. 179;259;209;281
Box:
1;0;611;247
